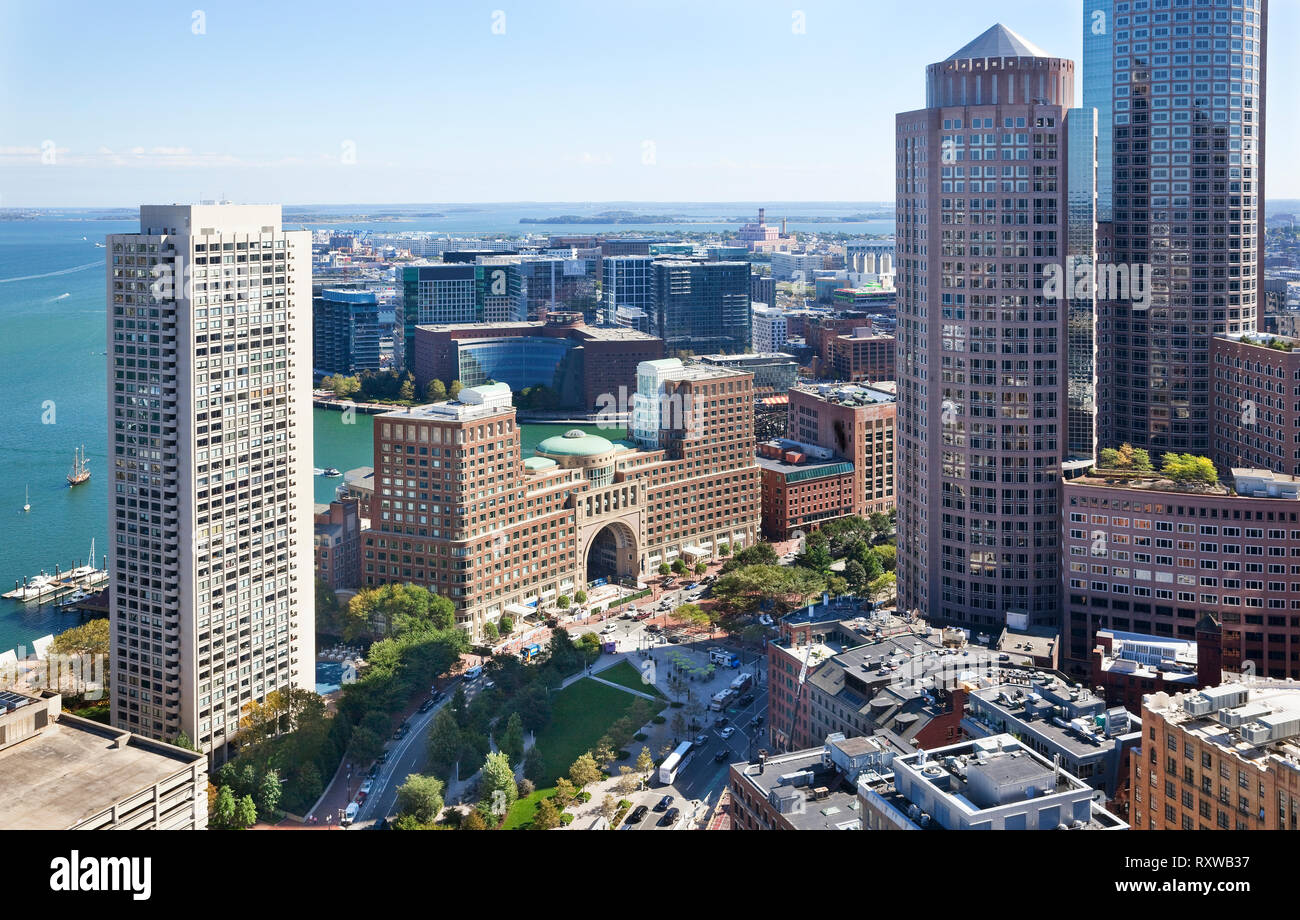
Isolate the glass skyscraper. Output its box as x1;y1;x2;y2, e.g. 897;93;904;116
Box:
1092;0;1267;454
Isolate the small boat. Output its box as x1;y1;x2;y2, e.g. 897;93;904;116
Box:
322;467;342;477
67;446;90;486
22;485;29;514
55;589;90;610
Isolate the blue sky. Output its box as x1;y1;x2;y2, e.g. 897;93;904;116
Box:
1;0;1294;206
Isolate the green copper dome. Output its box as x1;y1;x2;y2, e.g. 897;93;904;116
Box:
536;428;615;458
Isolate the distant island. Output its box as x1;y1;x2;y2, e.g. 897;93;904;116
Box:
521;211;688;224
284;211;445;223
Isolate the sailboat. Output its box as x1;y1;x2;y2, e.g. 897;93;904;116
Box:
22;485;30;513
67;446;90;487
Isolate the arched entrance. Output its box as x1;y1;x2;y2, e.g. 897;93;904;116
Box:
585;521;637;584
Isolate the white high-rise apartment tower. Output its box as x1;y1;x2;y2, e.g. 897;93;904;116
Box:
107;204;314;758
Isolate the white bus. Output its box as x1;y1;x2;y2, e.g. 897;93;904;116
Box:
657;741;694;785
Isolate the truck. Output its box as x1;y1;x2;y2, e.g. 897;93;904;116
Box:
730;672;753;694
709;648;740;668
709;688;737;712
519;643;542;662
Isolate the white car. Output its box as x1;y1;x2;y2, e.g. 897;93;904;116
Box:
600;624;617;634
342;802;359;826
359;779;373;795
719;726;737;739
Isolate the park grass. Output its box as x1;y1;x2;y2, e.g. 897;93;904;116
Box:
594;659;666;699
533;678;661;785
501;786;557;830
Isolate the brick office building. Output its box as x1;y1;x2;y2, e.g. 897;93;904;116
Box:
1063;468;1300;682
362;361;760;639
759;384;895;540
1211;332;1300;477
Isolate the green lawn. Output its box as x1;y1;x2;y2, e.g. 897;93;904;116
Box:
501;787;556;830
594;659;666;699
534;678;661;784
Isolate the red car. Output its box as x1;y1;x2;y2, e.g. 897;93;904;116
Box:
633;610;652;621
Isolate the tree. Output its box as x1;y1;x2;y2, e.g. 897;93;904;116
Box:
592;739;616;767
657;563;671;576
398;374;416;402
636;746;655;777
718;542;731;557
499;615;514;636
553;777;576;809
212;786;238;829
694;561;708;576
796;533;833;574
396;774;445;824
670;711;687;740
868;511;892;541
500;712;525;767
461;809;488;830
482;621;499;643
616;765;639;795
874;544;897;571
1131;447;1154;472
235;794;258;829
448;380;463;400
426;378;448;402
845;559;867;591
49;617;109;659
556;595;571;609
1098;447;1121;469
568;752;602;789
671;559;688;575
532;796;562;830
574;590;588;604
598;794;619;823
867;572;897;607
257;769;282;819
672;603;710;628
478;751;518;819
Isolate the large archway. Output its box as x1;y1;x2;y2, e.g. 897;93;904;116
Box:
585;521;637;585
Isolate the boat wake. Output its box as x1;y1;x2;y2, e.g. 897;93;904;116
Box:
0;261;102;284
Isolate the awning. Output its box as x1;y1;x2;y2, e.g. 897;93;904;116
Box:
682;545;708;558
505;604;534;617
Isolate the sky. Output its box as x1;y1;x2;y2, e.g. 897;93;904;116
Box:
0;0;1294;207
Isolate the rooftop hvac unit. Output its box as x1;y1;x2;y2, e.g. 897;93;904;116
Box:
1241;723;1271;745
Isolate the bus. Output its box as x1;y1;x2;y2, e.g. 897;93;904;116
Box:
520;643;542;662
657;741;694;785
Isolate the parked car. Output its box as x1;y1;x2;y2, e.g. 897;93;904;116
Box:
375;752;389;765
633;610;652;621
342;802;359;826
645;623;661;633
654;795;674;812
359;780;373;795
660;807;681;826
694;733;709;746
625;805;649;825
418;698;435;713
667;635;683;644
484;679;496;689
714;749;729;763
720;726;736;739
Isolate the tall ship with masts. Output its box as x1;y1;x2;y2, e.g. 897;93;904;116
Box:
67;445;90;487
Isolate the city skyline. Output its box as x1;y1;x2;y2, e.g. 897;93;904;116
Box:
3;0;1298;207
